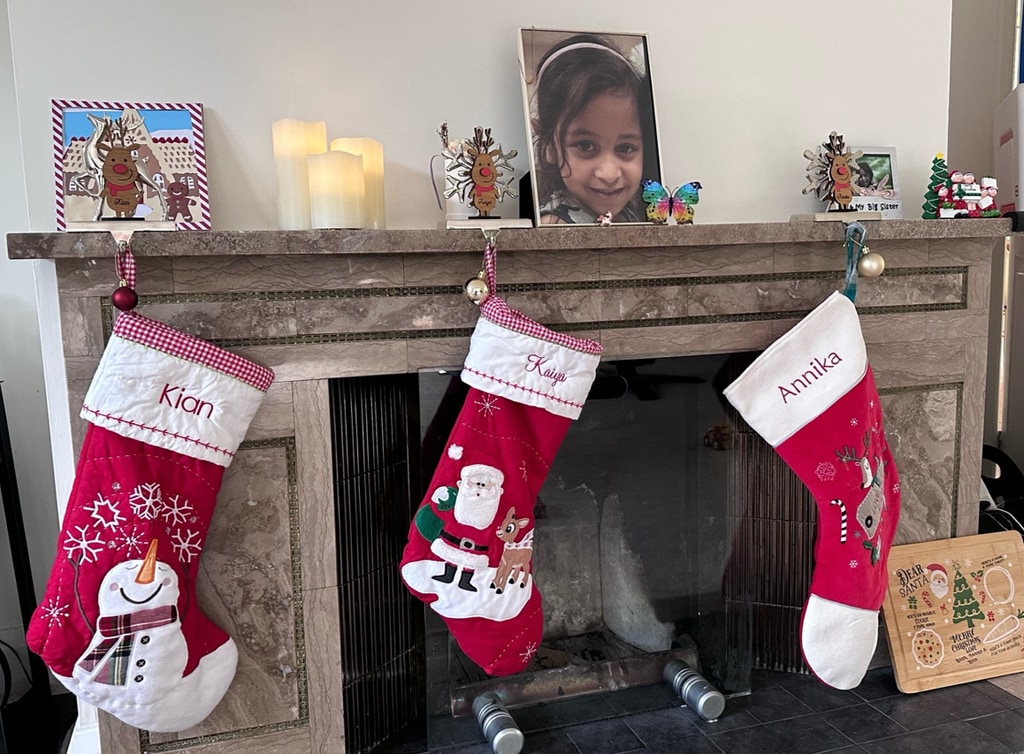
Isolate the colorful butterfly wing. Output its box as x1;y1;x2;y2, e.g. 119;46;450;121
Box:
668;185;690;224
678;181;702;205
642;180;671;223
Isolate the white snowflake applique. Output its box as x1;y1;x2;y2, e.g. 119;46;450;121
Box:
64;525;105;563
162;494;193;525
114;523;148;558
849;559;859;568
520;641;537;664
447;445;464;461
850;418;859;427
815;461;837;482
519;460;529;482
170;529;203;563
84;493;124;530
475;395;500;417
129;482;164;520
892;482;901;494
39;598;70;627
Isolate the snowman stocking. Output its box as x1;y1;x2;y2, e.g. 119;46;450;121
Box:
723;291;901;689
400;243;602;675
26;309;274;731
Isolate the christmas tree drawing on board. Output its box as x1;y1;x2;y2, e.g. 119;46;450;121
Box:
922;153;950;219
951;562;984;628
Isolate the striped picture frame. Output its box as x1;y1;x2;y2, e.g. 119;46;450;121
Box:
52;99;210;231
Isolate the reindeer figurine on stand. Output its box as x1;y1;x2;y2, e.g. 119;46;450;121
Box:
442;125;518;219
802;131;863;212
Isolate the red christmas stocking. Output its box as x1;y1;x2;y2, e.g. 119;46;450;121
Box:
26;310;274;731
723;291;901;689
400;244;602;675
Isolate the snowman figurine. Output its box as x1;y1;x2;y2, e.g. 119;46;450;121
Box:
59;538;238;732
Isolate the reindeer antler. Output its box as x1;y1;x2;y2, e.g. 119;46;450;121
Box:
472;127;495;153
836;445;861;463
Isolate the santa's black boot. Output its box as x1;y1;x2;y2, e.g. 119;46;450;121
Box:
433;562;456;584
458;569;478;592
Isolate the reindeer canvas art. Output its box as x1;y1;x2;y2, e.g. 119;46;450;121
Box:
52;100;210;230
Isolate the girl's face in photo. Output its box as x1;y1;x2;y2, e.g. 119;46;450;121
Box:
549;89;643;219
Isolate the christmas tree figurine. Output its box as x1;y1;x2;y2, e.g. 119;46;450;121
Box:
922;153;951;219
951;561;984;628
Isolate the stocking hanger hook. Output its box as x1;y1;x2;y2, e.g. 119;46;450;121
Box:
481;227;501;247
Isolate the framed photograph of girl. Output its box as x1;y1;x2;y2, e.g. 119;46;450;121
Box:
518;28;662;225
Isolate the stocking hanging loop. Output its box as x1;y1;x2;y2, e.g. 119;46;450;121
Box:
112;240;139;312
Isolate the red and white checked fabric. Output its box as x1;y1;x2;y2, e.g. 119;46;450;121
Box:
112;312;274;392
478;242;602;355
115;243;137;290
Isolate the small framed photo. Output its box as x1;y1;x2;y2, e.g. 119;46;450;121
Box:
517;28;662;225
849;147;902;219
52;99;210;230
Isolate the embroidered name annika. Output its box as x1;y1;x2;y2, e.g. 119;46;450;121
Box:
524;354;567;387
778;353;843;403
159;383;214;418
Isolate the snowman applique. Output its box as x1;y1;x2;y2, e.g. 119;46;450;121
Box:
59;538;238;732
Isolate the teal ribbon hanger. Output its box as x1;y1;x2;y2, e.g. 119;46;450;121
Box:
843;221;867;302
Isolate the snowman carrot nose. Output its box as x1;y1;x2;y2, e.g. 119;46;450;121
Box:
136;539;159;584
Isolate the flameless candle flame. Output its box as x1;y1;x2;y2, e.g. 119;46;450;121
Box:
330;137;385;229
272;118;327;230
308;151;365;229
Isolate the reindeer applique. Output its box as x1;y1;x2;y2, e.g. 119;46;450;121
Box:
491;507;533;594
833;430;887;564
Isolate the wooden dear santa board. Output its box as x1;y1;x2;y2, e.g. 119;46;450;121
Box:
882;531;1024;692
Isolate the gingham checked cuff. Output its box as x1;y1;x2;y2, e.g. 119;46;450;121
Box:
462;295;602;420
81;312;275;467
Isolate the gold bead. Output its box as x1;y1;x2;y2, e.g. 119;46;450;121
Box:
857;250;885;277
464;276;489;305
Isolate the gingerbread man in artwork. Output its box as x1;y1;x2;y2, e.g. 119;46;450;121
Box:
165;181;196;222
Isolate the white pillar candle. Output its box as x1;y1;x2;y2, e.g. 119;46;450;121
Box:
331;137;385;229
308;150;365;229
272;119;327;230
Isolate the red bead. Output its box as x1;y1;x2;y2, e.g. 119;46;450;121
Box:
112;286;138;311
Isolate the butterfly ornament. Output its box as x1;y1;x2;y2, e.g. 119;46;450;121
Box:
642;180;702;225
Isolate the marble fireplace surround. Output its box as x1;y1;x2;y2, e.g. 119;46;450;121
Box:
6;219;1009;754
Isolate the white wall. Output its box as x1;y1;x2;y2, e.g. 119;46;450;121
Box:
0;0;57;703
6;0;953;231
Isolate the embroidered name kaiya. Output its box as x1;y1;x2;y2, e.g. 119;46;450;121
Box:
159;384;214;418
524;354;567;387
778;354;842;403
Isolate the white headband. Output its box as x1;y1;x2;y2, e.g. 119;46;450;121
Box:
535;41;643;87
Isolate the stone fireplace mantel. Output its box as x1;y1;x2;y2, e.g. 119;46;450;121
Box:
6;219;1010;753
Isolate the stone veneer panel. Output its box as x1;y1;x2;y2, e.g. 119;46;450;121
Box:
7;223;1007;754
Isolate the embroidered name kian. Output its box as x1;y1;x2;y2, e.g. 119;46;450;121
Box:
524;354;567;388
778;354;842;403
159;383;214;418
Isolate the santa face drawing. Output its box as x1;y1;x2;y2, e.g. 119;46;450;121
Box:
453;464;504;528
928;565;949;599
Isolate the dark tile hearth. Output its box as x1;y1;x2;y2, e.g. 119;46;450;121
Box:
386;667;1024;754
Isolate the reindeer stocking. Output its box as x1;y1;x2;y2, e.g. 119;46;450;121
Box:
26;250;274;731
723;291;901;689
400;243;601;675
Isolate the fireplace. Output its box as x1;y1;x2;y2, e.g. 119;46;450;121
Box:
6;221;1003;753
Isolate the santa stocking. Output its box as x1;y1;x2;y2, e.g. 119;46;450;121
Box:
26;308;273;731
400;243;601;675
723;291;900;689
